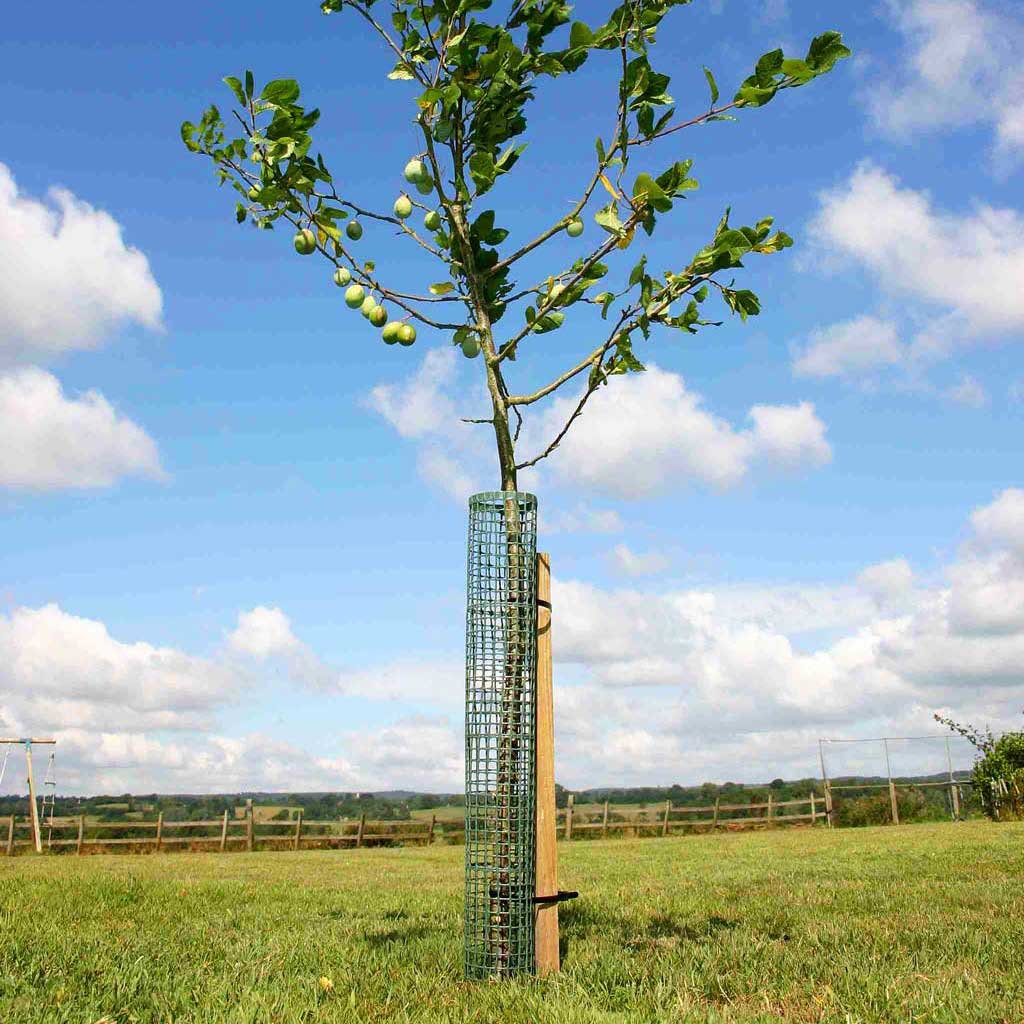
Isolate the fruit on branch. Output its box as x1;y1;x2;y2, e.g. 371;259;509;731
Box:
333;267;352;287
346;220;363;241
548;283;566;304
394;194;413;219
414;177;434;196
460;335;481;359
403;158;427;184
424;210;442;231
360;295;377;318
344;284;365;308
397;324;416;346
247;186;261;202
293;229;317;255
382;321;402;345
566;218;584;238
368;304;388;327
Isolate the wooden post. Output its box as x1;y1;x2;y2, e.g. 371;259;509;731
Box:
426;812;436;846
883;739;899;826
25;743;42;854
294;809;303;851
534;551;560;977
356;811;366;848
946;737;960;820
824;782;834;828
219;809;229;852
5;816;14;856
76;814;85;855
713;797;720;829
246;800;254;852
155;811;164;852
662;799;671;837
766;793;774;827
602;799;609;839
564;794;574;840
809;791;817;823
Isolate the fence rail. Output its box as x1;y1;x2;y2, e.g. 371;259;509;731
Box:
1;808;442;856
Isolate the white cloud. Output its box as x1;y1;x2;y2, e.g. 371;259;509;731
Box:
947;375;988;407
858;558;915;600
367;347;460;440
544;506;624;534
970;487;1024;556
793;315;903;378
417;447;480;504
609;543;670;578
812;163;1024;335
0;367;163;491
0;163;162;365
867;0;1024;169
228;606;299;658
535;366;830;498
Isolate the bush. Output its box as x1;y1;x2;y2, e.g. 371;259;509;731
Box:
937;714;1024;820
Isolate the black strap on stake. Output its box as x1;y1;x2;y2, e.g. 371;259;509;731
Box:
537;599;552;610
532;890;579;906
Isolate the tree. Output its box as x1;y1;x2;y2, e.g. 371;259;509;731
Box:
181;0;849;978
181;1;849;492
936;712;1024;820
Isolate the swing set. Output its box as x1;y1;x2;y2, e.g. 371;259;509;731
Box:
0;738;57;853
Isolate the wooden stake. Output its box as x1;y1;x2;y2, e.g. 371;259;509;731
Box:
294;809;303;851
77;814;84;855
602;799;609;839
809;791;817;823
766;793;774;827
246;800;254;852
356;811;366;848
951;783;961;820
534;551;560;977
426;812;436;846
662;799;671;837
5;816;13;856
712;797;720;829
25;743;41;854
565;794;574;840
824;782;834;829
219;809;229;852
888;779;900;826
155;811;164;853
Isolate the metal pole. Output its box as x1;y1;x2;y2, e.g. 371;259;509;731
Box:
818;740;834;828
945;736;960;820
883;739;899;826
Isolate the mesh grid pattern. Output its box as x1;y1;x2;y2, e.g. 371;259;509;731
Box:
464;491;538;979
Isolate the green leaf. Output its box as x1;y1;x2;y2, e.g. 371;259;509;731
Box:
429;282;455;296
388;63;416;81
703;66;719;106
594;201;623;236
632;173;672;213
532;311;565;334
245;70;254;100
569;21;594;49
260;79;300;106
180;121;199;152
235;201;247;224
469;151;496;194
224;76;246;106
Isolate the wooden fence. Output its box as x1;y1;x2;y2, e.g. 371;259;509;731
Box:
556;792;826;839
2;793;828;857
1;807;442;856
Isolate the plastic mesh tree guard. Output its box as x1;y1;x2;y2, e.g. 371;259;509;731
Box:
464;491;539;979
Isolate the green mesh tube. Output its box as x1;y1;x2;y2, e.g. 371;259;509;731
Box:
464;491;538;979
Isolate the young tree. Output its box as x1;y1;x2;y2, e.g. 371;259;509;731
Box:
181;1;848;492
181;0;849;977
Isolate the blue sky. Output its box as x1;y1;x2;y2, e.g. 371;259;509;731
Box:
1;0;1021;794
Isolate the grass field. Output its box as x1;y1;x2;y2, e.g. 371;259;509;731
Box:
1;823;1021;1023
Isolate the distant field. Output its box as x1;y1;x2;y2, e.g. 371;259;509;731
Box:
1;822;1021;1023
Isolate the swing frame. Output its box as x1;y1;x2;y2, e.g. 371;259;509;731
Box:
0;738;56;853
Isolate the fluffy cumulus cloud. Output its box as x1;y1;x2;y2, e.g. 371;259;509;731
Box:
867;0;1024;169
6;493;1024;794
0;367;163;491
534;366;830;497
609;543;670;578
0;163;162;365
0;164;164;493
796;162;1024;387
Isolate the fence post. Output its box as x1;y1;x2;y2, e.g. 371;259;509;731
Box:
246;801;254;852
220;809;229;852
427;812;436;846
602;799;609;839
809;791;816;824
565;795;574;840
356;811;366;848
888;779;900;826
824;782;834;828
766;793;774;827
6;816;14;856
950;783;961;820
713;797;720;829
662;799;671;837
155;811;163;853
77;814;85;855
945;737;960;820
294;809;303;851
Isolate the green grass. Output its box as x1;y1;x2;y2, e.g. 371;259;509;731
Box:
1;822;1021;1023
